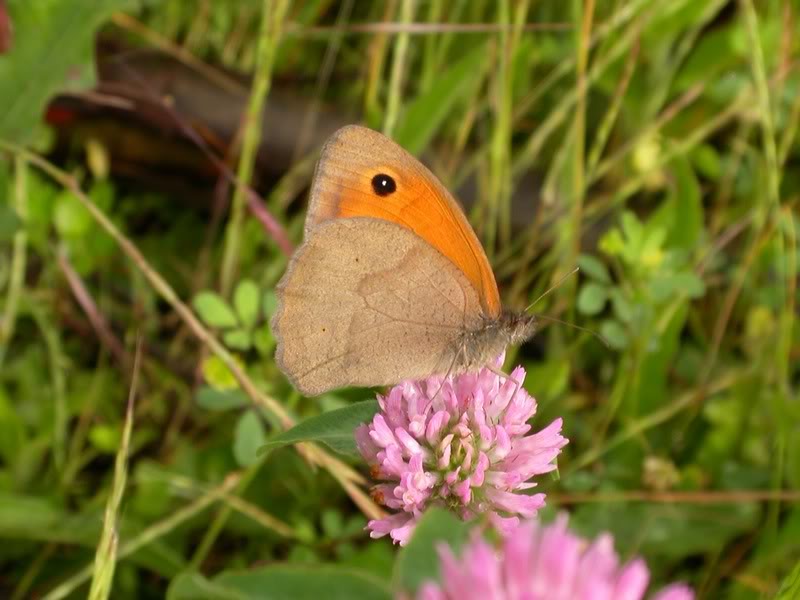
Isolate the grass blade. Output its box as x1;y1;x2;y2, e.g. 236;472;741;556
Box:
87;338;142;600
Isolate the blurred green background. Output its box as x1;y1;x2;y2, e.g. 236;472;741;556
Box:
0;0;798;598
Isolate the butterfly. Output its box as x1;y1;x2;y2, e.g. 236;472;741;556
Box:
271;125;536;396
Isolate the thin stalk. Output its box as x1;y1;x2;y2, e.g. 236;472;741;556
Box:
511;0;650;122
584;75;789;219
87;339;142;600
292;0;353;164
0;154;28;369
589;81;706;186
567;369;743;475
741;0;781;214
28;299;67;474
585;30;639;180
741;11;796;543
567;0;594;295
220;0;291;296
486;0;511;257
741;0;793;407
57;248;129;366
364;0;398;123
43;473;244;600
189;454;267;569
419;0;444;92
11;543;56;600
488;0;528;254
383;0;415;137
512;7;647;179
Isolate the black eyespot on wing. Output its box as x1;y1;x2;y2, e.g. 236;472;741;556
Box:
371;173;396;196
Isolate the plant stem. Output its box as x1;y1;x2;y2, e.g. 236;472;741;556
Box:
219;0;290;296
188;455;267;569
28;299;67;474
364;0;398;124
567;0;594;292
383;0;415;137
43;473;244;600
488;0;528;256
0;154;28;369
87;340;141;600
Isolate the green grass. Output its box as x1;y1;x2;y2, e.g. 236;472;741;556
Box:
0;0;798;598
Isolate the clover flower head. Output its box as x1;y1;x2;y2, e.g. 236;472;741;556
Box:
356;358;567;545
417;514;694;600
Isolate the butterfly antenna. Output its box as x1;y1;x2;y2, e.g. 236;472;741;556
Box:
524;267;580;313
535;314;610;348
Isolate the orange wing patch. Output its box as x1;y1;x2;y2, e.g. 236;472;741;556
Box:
306;126;501;317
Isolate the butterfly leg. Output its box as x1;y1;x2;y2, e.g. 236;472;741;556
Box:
485;363;522;402
430;346;464;402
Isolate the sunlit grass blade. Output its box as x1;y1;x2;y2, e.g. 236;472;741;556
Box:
87;338;142;600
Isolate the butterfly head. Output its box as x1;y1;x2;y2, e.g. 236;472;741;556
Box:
499;310;538;346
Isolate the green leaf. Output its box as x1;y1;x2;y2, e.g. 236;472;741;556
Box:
577;254;611;283
609;289;636;323
0;0;132;143
675;21;738;92
674;272;706;298
599;227;625;257
573;501;759;560
200;355;243;390
690;143;722;180
776;559;800;599
224;328;252;351
628;301;689;414
0;492;65;539
193;291;238;328
168;572;245;600
252;324;275;357
669;158;703;250
234;411;266;467
220;565;391;600
262;291;278;320
651;272;705;302
53;191;92;237
258;401;379;458
394;41;487;155
320;508;343;539
394;508;473;595
600;319;628;350
577;283;608;315
195;386;250;412
620;211;643;250
234;280;260;328
168;566;391;600
89;423;121;454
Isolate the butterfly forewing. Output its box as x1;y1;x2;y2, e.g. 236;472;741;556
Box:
272;218;484;395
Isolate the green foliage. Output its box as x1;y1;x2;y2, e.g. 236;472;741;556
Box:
776;560;800;600
0;203;21;241
194;292;239;329
233;410;267;467
194;281;275;354
0;0;133;143
394;41;488;155
0;1;798;598
393;509;473;596
168;565;391;600
259;401;379;458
